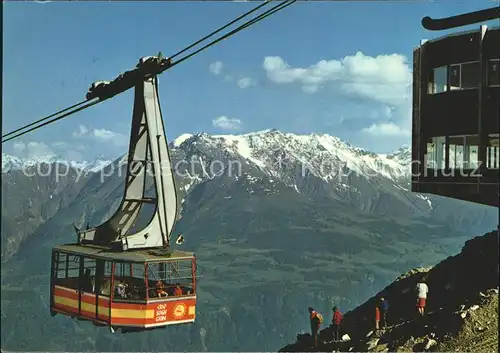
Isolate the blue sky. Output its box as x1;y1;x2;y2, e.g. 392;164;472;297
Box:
3;0;498;160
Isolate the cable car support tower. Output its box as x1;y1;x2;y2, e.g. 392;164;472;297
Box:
75;56;179;252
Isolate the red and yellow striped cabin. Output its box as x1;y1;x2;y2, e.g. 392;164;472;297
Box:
50;244;197;332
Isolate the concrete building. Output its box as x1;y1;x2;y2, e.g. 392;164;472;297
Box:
411;14;499;207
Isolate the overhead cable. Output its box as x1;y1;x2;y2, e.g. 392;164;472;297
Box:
1;99;93;139
2;100;100;143
2;0;295;143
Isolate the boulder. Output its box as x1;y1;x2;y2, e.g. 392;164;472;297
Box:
374;343;388;352
366;338;380;350
341;334;351;342
424;338;437;350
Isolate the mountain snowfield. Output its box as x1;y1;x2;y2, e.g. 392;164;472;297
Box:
4;129;411;178
174;129;411;181
3;129;416;201
1;153;112;173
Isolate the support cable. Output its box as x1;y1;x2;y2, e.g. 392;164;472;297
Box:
2;0;295;143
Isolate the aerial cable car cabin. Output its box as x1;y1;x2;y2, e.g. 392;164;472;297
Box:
49;56;197;332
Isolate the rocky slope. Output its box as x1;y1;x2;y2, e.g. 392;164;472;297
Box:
280;230;499;352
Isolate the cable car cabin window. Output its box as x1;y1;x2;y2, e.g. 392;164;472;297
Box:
428;66;447;94
425;136;445;169
82;257;97;293
146;261;195;299
486;134;500;169
93;260;114;297
487;59;500;87
112;263;147;301
53;253;80;288
52;253;101;294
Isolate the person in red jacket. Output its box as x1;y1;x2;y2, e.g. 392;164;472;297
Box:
331;306;343;341
174;283;183;296
375;304;381;331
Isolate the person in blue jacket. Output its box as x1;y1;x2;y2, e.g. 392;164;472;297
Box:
379;297;389;328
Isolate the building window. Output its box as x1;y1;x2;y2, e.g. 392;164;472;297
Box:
448;135;465;169
486;133;499;169
448;135;480;169
428;66;447;94
464;135;479;169
461;62;480;89
487;59;499;87
449;62;480;90
426;136;445;169
449;65;460;91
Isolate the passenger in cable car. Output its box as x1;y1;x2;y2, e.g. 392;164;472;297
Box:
174;283;183;296
156;280;168;297
116;280;129;298
81;268;93;293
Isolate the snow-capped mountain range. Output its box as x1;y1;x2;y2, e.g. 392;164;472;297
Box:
2;129;496;263
3;129;411;180
172;129;411;182
1;153;113;173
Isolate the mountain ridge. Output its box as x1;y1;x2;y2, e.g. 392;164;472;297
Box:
2;129;411;177
1;129;496;262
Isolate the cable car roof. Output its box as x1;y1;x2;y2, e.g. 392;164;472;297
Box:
53;244;195;263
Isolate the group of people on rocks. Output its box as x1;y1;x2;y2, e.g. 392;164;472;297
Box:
307;276;430;349
308;306;343;349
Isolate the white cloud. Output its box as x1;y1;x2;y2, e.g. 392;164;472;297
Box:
302;85;319;94
263;51;412;106
13;142;26;153
209;61;223;76
263;52;414;141
93;129;116;140
92;128;128;147
362;122;410;137
26;141;55;156
9;139;86;161
9;141;56;159
64;149;85;161
13;140;90;160
72;124;89;137
237;77;257;89
72;125;128;147
52;141;86;152
212;116;243;131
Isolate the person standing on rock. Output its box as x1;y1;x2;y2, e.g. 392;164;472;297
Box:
375;304;381;331
308;307;322;349
379;297;389;328
416;276;429;316
331;306;343;341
